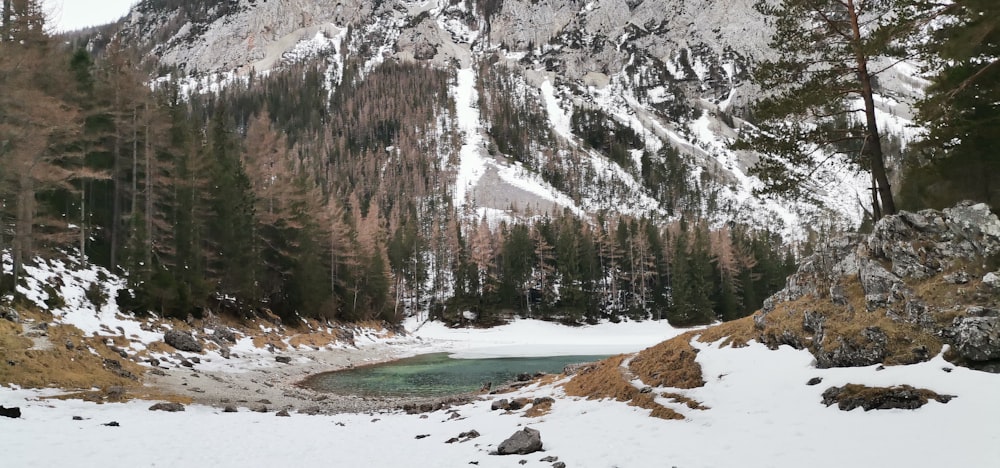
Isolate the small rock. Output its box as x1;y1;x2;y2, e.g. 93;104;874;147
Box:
149;368;167;376
491;399;509;411
220;347;231;359
540;456;558;462
147;358;160;367
65;340;74;350
553;462;567;468
496;428;543;455
257;399;272;404
415;434;431;440
148;402;185;412
180;359;193;368
223;406;238;413
519;460;527;465
106;386;126;399
515;373;532;382
276;410;290;417
275;356;292;364
806;377;823;386
639;386;653;394
254;406;268;413
0;406;21;418
983;272;1000;289
942;367;953;373
72;416;83;421
189;356;201;364
445;437;460;444
103;421;120;427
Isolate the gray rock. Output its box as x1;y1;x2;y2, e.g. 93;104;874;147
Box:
276;409;291;417
213;327;237;343
950;316;1000;362
553;463;566;468
148;402;185;412
806;377;823;386
983;272;1000;289
220;347;231;359
163;330;203;353
815;327;887;368
275;356;292;364
497;428;543;455
223;405;238;413
0;306;19;323
491;399;509;411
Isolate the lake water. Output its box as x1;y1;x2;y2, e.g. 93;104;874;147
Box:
299;353;606;397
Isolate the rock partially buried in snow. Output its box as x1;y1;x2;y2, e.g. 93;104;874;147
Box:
821;384;954;411
497;428;543;455
163;330;203;353
148;402;185;412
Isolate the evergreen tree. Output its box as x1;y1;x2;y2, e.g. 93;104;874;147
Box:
906;0;1000;208
737;0;912;219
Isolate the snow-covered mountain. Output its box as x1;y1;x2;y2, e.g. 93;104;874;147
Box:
117;0;921;238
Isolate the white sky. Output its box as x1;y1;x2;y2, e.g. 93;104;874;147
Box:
44;0;137;32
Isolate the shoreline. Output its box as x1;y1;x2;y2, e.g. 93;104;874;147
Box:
142;341;478;414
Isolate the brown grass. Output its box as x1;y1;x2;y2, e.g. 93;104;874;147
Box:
563;355;683;420
628;332;706;389
0;310;146;391
661;392;709;410
524;399;553;417
696;315;757;348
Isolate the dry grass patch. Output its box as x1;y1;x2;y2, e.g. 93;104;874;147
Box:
524;399;553;417
697;315;757;347
289;332;338;349
628;332;706;389
563;355;683;420
661;392;709;410
0;312;146;391
251;333;288;350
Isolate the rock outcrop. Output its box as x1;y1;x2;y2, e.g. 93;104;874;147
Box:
755;202;1000;370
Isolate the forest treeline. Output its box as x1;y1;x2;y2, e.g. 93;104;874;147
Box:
2;0;993;327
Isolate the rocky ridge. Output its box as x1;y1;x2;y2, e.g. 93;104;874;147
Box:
753;201;1000;370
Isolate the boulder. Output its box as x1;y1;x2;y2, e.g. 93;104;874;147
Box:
148;402;185;412
164;330;202;353
491;399;509;411
212;327;237;343
497;428;543;455
949;316;1000;362
275;356;292;364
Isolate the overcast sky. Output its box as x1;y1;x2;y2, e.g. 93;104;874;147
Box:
45;0;137;32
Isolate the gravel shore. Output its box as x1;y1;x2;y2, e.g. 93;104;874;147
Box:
144;342;477;414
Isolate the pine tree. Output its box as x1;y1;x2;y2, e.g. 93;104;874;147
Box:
908;0;1000;207
737;0;913;219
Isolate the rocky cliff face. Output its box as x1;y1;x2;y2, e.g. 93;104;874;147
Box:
754;202;1000;371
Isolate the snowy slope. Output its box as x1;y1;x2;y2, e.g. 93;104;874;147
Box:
116;0;926;236
4;340;996;468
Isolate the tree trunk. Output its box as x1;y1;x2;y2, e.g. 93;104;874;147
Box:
144;102;153;269
847;0;897;219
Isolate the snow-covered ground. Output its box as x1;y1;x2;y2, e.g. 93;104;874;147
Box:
3;256;997;467
4;316;998;467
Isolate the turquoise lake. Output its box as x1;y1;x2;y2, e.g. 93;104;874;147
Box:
300;353;607;397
